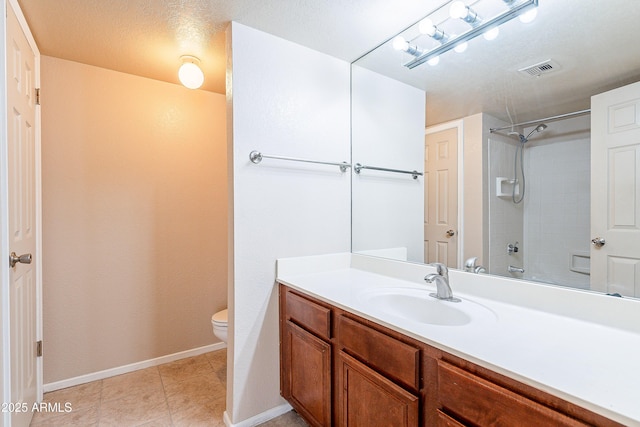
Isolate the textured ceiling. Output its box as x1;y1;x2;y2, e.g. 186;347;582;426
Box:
17;0;448;94
355;0;640;125
17;1;640;126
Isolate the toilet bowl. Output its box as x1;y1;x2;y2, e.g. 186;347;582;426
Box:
212;309;228;343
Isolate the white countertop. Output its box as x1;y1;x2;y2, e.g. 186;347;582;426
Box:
277;253;640;426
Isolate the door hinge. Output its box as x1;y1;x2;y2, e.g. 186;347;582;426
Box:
35;88;41;105
36;340;43;357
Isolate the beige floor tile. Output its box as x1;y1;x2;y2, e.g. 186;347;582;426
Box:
98;383;169;427
204;350;227;384
158;355;214;386
32;381;102;422
101;367;163;403
170;397;226;427
136;415;174;427
30;406;99;427
258;411;308;427
164;372;226;415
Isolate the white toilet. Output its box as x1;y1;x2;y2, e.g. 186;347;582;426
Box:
211;309;228;343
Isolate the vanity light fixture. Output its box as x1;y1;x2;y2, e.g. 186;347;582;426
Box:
401;0;538;69
178;55;204;89
392;36;423;57
450;1;481;26
418;18;449;42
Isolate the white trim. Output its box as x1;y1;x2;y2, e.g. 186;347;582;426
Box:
223;403;293;427
1;2;10;425
425;120;465;269
43;343;226;393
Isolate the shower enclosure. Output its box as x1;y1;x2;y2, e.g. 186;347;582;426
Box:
487;115;591;289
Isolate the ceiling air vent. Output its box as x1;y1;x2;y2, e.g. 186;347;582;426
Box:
518;59;561;77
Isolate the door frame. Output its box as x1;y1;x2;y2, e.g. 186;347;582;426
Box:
425;120;464;269
1;1;43;423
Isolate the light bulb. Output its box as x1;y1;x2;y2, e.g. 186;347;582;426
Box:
454;42;468;53
418;18;436;36
178;56;204;89
449;1;468;19
392;36;409;52
427;56;440;66
519;8;538;23
483;27;500;41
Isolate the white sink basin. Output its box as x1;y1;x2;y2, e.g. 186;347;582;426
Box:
358;287;496;326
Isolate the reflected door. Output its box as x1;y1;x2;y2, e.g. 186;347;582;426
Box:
424;128;458;266
6;3;41;426
591;81;640;297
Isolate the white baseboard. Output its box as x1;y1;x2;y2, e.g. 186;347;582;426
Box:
223;403;293;427
43;342;226;393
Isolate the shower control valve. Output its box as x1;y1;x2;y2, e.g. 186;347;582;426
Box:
507;242;519;254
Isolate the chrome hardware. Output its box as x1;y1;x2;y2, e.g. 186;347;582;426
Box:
591;237;606;248
507;242;519;254
353;163;423;180
249;150;351;172
9;252;32;268
508;265;524;273
425;263;461;302
464;257;486;274
446;229;455;237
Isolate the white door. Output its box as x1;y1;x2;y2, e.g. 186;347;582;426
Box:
4;1;41;426
424;127;458;266
591;81;640;297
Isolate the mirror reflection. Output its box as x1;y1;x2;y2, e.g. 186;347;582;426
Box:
351;0;640;296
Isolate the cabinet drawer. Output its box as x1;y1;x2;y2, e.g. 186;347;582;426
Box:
285;289;331;340
337;315;420;391
438;361;588;426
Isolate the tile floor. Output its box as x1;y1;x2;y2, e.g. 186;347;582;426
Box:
30;350;307;427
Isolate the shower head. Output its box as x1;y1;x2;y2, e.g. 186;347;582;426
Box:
524;123;548;141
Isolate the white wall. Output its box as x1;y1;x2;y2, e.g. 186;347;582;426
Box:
40;57;228;384
487;128;525;276
226;22;351;424
524;115;590;288
351;65;425;263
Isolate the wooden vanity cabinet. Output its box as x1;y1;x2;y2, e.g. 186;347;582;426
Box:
335;314;421;427
279;284;623;427
280;287;332;427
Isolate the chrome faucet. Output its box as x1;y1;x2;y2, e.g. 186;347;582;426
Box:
424;263;461;302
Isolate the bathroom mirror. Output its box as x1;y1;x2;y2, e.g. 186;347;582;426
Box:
351;0;640;296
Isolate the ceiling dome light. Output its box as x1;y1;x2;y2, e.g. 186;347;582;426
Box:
178;56;204;89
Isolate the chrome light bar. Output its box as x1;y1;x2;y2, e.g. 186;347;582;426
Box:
404;0;538;69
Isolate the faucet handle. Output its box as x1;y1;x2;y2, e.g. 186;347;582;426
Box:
428;262;448;278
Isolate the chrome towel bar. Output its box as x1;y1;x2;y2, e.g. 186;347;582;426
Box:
354;163;423;180
249;151;351;172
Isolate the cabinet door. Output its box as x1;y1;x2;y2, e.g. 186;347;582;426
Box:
283;321;332;427
337;351;419;427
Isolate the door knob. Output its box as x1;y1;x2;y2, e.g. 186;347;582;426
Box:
591;237;606;248
446;230;456;237
9;252;32;268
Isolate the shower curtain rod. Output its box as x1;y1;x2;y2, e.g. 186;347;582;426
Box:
489;109;591;133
